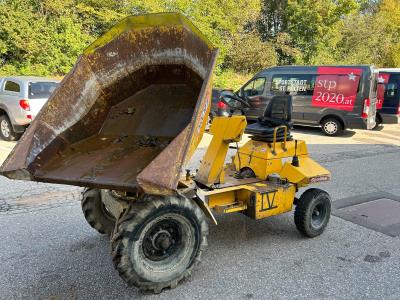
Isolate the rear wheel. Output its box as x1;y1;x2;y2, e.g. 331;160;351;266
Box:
81;188;116;235
0;115;19;141
111;195;208;293
373;114;383;130
294;188;331;238
321;118;343;136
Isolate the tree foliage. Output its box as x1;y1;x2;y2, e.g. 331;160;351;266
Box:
0;0;399;87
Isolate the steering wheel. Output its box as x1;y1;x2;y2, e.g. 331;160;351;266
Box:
220;93;250;108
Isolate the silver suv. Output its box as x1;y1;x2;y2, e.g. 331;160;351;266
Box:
0;76;59;141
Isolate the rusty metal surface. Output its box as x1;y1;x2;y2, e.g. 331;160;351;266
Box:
0;13;218;195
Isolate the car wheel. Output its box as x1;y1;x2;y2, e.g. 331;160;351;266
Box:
373;114;383;130
321;118;343;136
294;188;331;238
0;115;19;141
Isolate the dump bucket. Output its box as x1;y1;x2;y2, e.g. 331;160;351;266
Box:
0;13;218;195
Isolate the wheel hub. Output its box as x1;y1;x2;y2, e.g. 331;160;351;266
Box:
143;220;181;261
311;203;326;228
324;121;337;134
152;230;173;250
1;120;10;137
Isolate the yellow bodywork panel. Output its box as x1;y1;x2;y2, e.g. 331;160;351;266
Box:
191;116;330;223
233;138;330;186
233;139;309;179
280;157;331;187
250;183;296;219
195;116;247;186
205;189;236;208
197;181;296;220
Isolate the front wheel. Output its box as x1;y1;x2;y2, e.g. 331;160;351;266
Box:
321;118;343;136
111;195;208;293
294;188;331;238
0;115;19;141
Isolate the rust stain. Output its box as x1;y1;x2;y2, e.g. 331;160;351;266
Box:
0;13;218;196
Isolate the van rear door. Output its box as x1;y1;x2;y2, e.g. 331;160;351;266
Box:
365;69;378;129
378;72;400;115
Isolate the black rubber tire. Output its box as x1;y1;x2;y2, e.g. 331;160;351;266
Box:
294;188;331;238
0;115;19;141
111;195;208;293
81;188;116;235
373;114;383;130
239;168;256;178
321;118;343;136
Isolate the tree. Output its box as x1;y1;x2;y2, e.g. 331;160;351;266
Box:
284;0;359;64
335;0;400;67
0;0;93;76
1;0;400;84
225;31;277;74
258;0;360;64
258;0;288;41
125;0;263;71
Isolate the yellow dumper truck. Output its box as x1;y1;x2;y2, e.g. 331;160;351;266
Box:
0;13;331;293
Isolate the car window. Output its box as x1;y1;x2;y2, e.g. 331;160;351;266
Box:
243;77;266;97
385;82;398;97
211;89;221;103
4;80;21;93
28;82;58;99
271;74;315;95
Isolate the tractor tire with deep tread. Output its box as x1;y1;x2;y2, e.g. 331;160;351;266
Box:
81;188;116;235
111;195;208;293
294;188;331;238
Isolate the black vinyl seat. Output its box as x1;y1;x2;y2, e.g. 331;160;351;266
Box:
245;95;293;142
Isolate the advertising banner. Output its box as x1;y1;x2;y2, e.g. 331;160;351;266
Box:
312;67;362;111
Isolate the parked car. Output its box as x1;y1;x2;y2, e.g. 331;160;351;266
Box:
376;68;400;125
228;65;378;136
210;88;234;117
0;76;59;141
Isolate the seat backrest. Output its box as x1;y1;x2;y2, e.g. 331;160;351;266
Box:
263;95;293;122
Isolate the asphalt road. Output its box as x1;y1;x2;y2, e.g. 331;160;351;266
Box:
0;124;399;299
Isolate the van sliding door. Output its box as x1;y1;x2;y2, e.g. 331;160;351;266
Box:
300;74;321;124
270;74;316;123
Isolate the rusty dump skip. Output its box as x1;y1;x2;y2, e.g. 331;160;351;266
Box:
0;13;218;195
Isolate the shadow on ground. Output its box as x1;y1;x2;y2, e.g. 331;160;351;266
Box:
293;125;357;138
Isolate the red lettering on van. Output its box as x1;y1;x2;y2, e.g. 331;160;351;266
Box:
312;67;362;111
377;73;390;109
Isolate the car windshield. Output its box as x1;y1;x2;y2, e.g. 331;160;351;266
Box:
28;82;58;99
